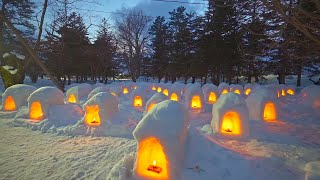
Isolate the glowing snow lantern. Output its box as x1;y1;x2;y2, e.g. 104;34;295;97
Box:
83;92;119;127
4;96;16;111
170;93;178;101
1;84;36;111
169;85;182;102
246;88;279;122
202;84;219;104
230;84;243;95
163;89;169;96
132;88;147;108
218;83;229;95
123;87;129;94
145;93;168;114
133;100;190;180
185;85;204;112
66;84;92;104
245;89;251;95
212;93;249;138
152;85;157;91
28;87;64;121
157;87;162;93
286;86;295;96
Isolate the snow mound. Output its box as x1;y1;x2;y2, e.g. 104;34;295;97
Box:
211;93;250;138
202;84;219;104
145;92;168;114
218;82;229;94
66;84;92;104
87;86;109;100
301;85;320;110
246;88;280;121
185;85;204;112
133;100;190;180
1;84;36;111
28;86;65;119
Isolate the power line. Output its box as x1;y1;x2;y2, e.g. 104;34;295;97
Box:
151;0;208;5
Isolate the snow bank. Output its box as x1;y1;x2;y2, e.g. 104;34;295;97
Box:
246;88;279;121
211;93;250;138
28;87;65;120
1;84;36;111
133;100;190;180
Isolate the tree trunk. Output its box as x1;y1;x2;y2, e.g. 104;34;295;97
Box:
192;76;195;83
184;76;188;84
67;75;71;85
297;64;302;87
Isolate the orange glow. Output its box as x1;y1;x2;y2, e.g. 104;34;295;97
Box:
136;137;168;180
222;89;228;95
134;86;137;89
191;95;202;109
234;89;241;95
170;93;178;101
281;89;286;96
208;92;217;104
157;87;162;93
4;96;16;111
314;99;320;109
277;91;280;98
68;94;77;103
85;105;101;126
111;92;117;96
245;89;251;95
29;102;43;121
134;96;143;107
263;102;277;122
163;89;169;96
152;86;156;91
147;103;156;112
221;112;241;135
287;89;294;95
123;88;129;94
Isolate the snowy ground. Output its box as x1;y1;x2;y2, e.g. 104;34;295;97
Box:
0;76;320;180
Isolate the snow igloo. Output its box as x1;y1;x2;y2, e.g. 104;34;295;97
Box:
87;86;109;100
1;84;36;111
185;85;204;112
286;85;295;96
66;84;92;104
202;84;219;104
211;93;250;138
82;92;119;127
244;84;254;96
218;83;229;95
169;85;182;102
132;88;147;108
230;84;243;95
301;85;320;110
162;84;171;97
133;100;190;180
246;88;279;122
28;87;64;121
145;93;168;113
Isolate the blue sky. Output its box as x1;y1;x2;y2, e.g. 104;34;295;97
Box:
63;0;207;39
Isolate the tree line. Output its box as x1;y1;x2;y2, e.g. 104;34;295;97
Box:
0;0;319;88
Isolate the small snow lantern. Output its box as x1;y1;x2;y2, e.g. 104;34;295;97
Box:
218;83;229;95
133;100;190;180
66;84;92;104
157;86;162;93
1;84;36;111
169;85;182;102
162;88;169;96
286;85;295;95
211;93;250;138
145;93;168;113
185;85;204;112
202;84;219;104
246;88;280;122
28;87;64;121
132;88;147;108
231;85;243;95
82;92;119;127
244;84;253;96
152;84;157;91
123;87;129;94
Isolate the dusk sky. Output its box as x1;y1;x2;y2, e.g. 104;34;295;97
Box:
41;0;208;40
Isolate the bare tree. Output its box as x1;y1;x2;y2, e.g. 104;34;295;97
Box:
115;8;152;82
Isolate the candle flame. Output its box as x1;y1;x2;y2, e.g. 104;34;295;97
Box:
153;160;156;166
